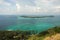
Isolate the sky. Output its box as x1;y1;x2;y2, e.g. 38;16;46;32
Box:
0;0;16;15
0;0;60;15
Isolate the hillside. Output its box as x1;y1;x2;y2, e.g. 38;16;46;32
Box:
0;26;60;40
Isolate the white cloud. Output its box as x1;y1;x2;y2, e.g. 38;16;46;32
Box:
16;3;21;12
0;0;59;15
0;0;16;15
51;6;60;12
16;0;60;15
54;6;60;8
16;0;50;13
0;0;11;6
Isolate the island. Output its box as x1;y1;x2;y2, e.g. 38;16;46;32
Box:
20;15;54;18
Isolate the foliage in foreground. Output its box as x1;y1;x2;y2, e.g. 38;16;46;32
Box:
0;26;60;40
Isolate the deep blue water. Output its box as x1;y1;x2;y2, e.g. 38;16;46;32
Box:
0;15;60;33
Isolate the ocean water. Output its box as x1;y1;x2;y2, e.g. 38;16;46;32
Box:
0;15;60;33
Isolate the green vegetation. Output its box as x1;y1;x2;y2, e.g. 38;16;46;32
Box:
0;26;60;40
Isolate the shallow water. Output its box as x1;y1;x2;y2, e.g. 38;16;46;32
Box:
0;15;60;33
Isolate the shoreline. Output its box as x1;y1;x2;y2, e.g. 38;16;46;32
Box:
0;26;60;40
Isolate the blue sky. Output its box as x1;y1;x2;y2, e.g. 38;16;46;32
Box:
0;0;60;15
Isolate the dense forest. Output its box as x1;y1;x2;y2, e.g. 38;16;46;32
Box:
0;26;60;40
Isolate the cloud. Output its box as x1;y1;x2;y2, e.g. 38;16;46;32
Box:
16;3;21;12
0;0;60;15
0;0;11;6
51;6;60;12
0;0;16;15
54;6;60;8
16;0;60;15
16;0;51;13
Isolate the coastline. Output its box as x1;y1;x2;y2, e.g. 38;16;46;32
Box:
0;26;60;40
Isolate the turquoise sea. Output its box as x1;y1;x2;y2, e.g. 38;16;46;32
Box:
0;15;60;33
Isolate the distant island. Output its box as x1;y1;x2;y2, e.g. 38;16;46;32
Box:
20;15;54;18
